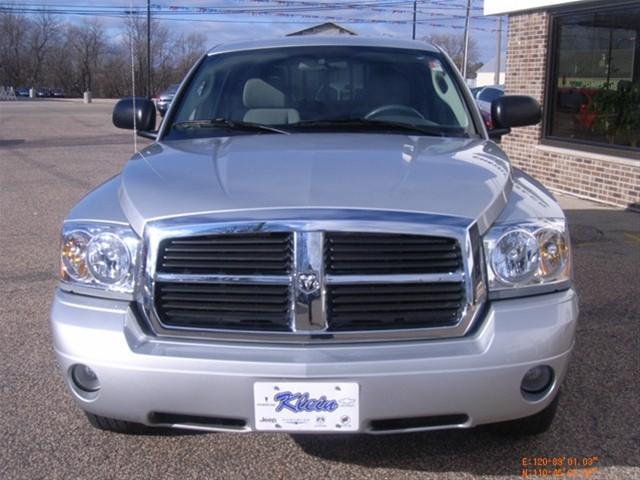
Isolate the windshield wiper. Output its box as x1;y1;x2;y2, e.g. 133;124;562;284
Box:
292;118;462;137
173;118;290;135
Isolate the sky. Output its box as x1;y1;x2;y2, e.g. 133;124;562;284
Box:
11;0;506;65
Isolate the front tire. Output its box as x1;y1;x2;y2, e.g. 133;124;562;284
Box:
490;392;561;436
84;412;149;435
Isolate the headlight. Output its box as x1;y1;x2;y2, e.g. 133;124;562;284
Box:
60;223;139;296
61;230;91;281
490;230;540;284
536;228;569;278
86;233;131;284
484;219;571;298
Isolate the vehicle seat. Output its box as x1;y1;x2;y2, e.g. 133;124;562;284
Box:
242;78;300;124
366;67;411;110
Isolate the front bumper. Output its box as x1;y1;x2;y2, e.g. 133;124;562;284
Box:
51;288;578;434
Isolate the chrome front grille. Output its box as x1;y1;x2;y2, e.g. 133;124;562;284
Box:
141;215;485;343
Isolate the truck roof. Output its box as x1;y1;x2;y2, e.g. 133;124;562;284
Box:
207;36;441;55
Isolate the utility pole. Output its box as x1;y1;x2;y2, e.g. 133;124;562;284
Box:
461;0;472;80
494;16;502;85
146;0;151;98
412;0;417;40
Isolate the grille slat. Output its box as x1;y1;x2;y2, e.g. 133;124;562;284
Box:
159;284;286;295
161;294;288;304
325;232;462;275
328;236;452;245
325;283;464;295
171;237;289;245
326;261;461;271
163;254;291;261
161;262;290;271
332;302;462;313
162;303;289;313
332;293;463;304
165;246;288;253
329;252;460;261
163;310;287;321
162;312;289;330
328;244;457;252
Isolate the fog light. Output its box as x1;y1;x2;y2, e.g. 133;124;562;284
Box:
71;364;100;392
521;365;553;394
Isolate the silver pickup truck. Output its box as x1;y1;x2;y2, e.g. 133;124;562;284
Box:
51;37;578;436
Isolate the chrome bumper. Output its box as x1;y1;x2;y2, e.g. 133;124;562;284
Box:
51;288;578;434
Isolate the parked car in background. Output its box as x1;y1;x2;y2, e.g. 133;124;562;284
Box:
15;87;29;97
471;85;504;129
52;37;576;438
36;87;51;97
155;83;179;116
50;88;65;98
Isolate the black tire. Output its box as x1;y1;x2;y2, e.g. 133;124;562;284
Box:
490;392;561;436
84;412;149;435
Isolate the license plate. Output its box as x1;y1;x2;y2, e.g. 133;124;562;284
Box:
254;382;359;432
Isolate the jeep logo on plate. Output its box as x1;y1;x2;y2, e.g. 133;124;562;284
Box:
297;272;320;294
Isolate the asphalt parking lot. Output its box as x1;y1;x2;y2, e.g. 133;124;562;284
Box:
1;99;638;480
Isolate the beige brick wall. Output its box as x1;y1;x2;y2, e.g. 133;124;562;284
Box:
502;11;640;209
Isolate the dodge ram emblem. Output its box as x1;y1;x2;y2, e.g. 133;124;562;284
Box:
297;272;320;294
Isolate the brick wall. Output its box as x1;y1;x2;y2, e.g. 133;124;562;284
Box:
502;11;640;209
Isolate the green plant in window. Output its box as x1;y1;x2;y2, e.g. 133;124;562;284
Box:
618;83;640;148
589;82;640;148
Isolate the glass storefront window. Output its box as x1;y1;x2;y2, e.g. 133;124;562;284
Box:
547;4;640;153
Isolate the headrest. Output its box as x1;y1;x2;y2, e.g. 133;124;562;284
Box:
243;78;286;108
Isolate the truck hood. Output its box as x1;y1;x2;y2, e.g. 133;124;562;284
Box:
120;133;512;234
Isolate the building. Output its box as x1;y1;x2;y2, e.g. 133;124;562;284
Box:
475;53;506;87
485;0;639;208
287;22;357;37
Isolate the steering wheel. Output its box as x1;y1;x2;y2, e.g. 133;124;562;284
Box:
364;104;425;121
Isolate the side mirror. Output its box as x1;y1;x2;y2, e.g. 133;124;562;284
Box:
489;95;541;138
112;97;156;133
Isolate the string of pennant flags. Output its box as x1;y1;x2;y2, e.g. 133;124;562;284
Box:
161;0;483;15
2;1;499;31
159;4;496;30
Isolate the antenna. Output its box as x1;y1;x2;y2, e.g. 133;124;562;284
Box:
461;0;472;80
146;0;151;98
412;0;417;40
129;0;137;153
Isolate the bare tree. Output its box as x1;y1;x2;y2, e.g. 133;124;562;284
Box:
0;7;206;96
172;32;206;77
98;43;130;98
67;19;105;93
122;13;150;96
47;31;77;93
27;11;59;85
122;14;204;97
425;33;482;78
0;8;31;86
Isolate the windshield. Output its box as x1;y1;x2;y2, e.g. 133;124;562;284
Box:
165;46;476;139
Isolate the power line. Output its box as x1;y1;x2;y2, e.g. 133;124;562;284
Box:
9;1;485;17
